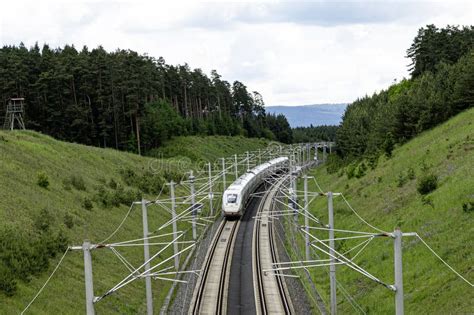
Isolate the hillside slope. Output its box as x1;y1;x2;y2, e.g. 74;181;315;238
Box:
297;108;474;314
0;131;268;314
150;135;270;162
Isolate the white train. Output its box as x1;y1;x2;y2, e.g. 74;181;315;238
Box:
222;157;289;218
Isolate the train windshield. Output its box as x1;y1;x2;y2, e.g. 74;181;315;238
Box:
227;194;238;204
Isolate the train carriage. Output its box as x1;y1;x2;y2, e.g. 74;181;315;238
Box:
222;157;288;217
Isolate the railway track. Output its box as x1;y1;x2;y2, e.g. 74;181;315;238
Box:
189;219;240;315
253;176;294;314
190;175;294;314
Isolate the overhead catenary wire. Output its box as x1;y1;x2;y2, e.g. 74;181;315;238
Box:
415;233;473;287
340;193;389;234
21;247;70;314
99;202;136;244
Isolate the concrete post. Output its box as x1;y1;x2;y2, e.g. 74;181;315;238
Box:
291;168;298;223
315;145;319;162
170;181;179;270
323;145;327;162
246;151;250;171
83;241;95;315
303;176;310;261
208;162;214;216
190;171;197;240
141;200;153;315
234;154;238;179
307;144;311;163
221;158;226;191
328;192;337;315
394;228;404;315
302;146;306;167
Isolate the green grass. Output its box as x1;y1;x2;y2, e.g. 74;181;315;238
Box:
292;108;474;314
0;131;269;314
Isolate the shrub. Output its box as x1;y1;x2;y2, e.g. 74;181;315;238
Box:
346;163;356;179
421;195;434;208
163;169;183;183
0;265;17;296
64;213;74;229
382;133;395;157
94;185;141;208
354;162;367;178
326;154;344;174
34;208;54;232
70;175;86;191
367;155;378;170
417;174;438;195
108;178;118;190
397;172;407;187
462;201;474;213
407;167;416;180
0;225;68;296
37;172;49;188
119;167;137;186
83;197;93;211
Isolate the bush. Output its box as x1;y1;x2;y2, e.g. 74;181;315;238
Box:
83;197;93;211
108;178;118;190
326;154;344;174
64;213;74;229
346;163;356;179
462;201;474;213
94;185;141;208
34;208;54;232
421;195;434;208
397;172;407;187
407;167;416;180
0;265;17;296
119;167;170;195
0;224;68;296
37;172;49;188
367;155;379;170
354;162;367;178
70;175;86;191
417;174;438;195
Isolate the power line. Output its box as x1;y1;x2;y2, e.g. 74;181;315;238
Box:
99;202;136;244
340;194;388;234
21;247;70;314
415;233;473;287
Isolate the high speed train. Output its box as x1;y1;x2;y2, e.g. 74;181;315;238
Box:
222;157;288;218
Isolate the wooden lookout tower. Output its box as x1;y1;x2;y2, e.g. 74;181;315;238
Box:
3;98;26;130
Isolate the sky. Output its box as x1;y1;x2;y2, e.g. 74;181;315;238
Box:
0;0;472;106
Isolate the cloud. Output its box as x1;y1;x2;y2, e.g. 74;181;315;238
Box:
1;0;473;106
182;1;445;29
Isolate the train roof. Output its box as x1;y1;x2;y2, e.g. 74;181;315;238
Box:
224;156;288;193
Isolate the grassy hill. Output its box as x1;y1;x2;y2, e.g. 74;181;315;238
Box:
150;135;270;162
0;131;268;314
294;108;474;313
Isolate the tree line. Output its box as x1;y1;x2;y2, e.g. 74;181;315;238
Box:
336;24;474;160
0;44;293;154
292;125;338;143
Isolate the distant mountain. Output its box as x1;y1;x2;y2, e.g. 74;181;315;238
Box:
266;104;348;127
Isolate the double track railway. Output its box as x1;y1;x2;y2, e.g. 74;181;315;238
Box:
189;176;293;314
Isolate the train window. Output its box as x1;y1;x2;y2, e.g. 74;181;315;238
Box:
227;194;238;204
